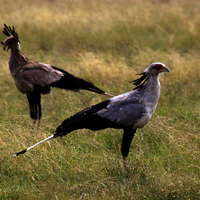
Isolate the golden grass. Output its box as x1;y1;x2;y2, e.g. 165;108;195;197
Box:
0;0;200;199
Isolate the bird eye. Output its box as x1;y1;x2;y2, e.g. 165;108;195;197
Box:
154;64;162;70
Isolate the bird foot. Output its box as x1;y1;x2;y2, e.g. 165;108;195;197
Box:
32;119;40;130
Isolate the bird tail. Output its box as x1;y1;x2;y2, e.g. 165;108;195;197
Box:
55;99;111;138
13;99;110;156
13;135;54;156
54;108;90;138
51;66;114;97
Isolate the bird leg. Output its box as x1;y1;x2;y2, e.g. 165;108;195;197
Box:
123;156;127;171
32;119;36;126
27;93;42;129
31;119;37;131
121;128;136;171
32;119;40;130
37;119;41;130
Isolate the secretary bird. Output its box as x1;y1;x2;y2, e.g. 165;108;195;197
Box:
1;24;113;127
14;62;169;170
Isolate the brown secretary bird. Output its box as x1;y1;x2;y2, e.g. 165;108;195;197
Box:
14;62;169;171
1;24;113;127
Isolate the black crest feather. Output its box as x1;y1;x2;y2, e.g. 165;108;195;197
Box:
2;24;19;39
132;72;149;91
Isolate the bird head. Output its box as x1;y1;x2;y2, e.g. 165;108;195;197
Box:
132;62;169;90
146;62;170;75
1;24;20;51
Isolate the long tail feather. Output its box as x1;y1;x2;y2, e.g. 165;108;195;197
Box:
13;135;54;156
51;66;114;96
14;99;111;156
104;92;114;97
88;87;114;97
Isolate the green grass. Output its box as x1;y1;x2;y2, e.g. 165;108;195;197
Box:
0;0;199;199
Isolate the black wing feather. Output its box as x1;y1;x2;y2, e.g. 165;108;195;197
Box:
51;66;107;95
55;99;111;138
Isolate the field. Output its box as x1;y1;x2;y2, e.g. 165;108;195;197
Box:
0;0;199;199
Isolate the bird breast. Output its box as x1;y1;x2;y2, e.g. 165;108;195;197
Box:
132;111;152;129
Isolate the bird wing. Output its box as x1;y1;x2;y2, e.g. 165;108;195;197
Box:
20;62;64;87
97;92;147;126
55;91;147;138
54;99;111;137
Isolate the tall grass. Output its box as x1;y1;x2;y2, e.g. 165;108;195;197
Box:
0;0;199;199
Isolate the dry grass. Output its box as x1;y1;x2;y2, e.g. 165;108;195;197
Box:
0;0;199;199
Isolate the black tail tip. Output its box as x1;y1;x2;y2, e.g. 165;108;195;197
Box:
13;149;27;156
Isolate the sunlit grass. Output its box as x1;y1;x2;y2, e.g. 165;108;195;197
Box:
0;0;199;199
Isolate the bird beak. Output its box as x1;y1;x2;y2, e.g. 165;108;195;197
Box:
0;42;9;51
164;67;170;73
160;66;170;73
3;45;10;51
0;42;6;51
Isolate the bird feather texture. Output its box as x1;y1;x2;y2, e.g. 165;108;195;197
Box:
1;24;113;126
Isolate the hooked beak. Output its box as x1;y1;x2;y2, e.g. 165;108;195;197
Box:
160;66;170;73
164;67;170;73
1;42;10;51
0;42;6;51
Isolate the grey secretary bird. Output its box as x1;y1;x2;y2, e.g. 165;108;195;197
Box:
1;24;113;127
14;62;169;170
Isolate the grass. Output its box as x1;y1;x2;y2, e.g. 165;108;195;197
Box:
0;0;200;199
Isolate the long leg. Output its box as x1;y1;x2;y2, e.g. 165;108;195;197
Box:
121;128;137;171
37;94;42;128
27;93;42;128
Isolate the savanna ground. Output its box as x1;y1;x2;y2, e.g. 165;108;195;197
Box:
0;0;199;199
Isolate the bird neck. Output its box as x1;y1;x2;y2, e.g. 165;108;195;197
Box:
141;74;161;112
8;42;29;74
